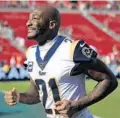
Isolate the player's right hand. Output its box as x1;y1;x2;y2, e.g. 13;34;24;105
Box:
4;88;20;106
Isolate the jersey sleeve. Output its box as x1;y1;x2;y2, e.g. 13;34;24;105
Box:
73;40;97;63
70;40;97;76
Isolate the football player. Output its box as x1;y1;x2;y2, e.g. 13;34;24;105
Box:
4;5;118;118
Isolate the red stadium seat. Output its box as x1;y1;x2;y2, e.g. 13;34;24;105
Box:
92;13;120;34
0;38;25;63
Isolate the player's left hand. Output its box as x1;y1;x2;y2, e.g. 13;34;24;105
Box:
55;99;75;118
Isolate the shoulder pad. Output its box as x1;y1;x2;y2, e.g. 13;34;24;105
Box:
73;40;97;63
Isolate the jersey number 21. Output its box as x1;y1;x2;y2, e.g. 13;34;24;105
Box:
35;78;60;114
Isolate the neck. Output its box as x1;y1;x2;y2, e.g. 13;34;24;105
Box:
37;34;57;46
38;40;47;46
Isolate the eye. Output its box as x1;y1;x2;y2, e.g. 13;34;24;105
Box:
29;14;39;21
32;15;39;20
33;17;39;20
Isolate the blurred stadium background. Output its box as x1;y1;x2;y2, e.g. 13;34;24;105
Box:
0;0;120;118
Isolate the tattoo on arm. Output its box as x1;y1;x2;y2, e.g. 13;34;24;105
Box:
19;93;40;104
19;79;40;104
71;58;118;111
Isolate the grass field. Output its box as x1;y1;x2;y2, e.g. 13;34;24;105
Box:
0;80;120;118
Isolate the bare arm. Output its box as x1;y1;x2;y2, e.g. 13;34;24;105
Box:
71;58;118;111
19;79;40;104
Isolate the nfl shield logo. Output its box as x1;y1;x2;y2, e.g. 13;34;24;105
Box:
28;61;33;72
39;62;45;70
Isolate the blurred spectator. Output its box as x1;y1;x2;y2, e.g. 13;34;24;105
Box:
109;63;118;77
0;66;6;80
0;1;120;10
2;0;28;8
79;2;87;11
108;1;119;10
2;63;10;73
0;20;2;30
0;61;8;80
58;26;72;39
0;45;3;54
10;56;16;67
0;20;14;40
69;1;78;9
16;55;22;68
55;1;66;8
15;36;25;48
0;20;3;36
47;0;57;4
8;1;21;8
110;44;120;64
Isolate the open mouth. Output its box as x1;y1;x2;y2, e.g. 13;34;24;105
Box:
28;27;36;31
28;28;36;33
28;29;34;32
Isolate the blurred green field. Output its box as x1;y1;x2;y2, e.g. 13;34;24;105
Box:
0;80;120;118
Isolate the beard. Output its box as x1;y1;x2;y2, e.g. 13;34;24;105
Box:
27;24;48;40
27;23;58;45
27;27;53;45
27;29;40;40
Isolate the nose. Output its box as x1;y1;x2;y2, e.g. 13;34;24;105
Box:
26;19;32;27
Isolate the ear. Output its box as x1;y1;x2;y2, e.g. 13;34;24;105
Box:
49;20;57;29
